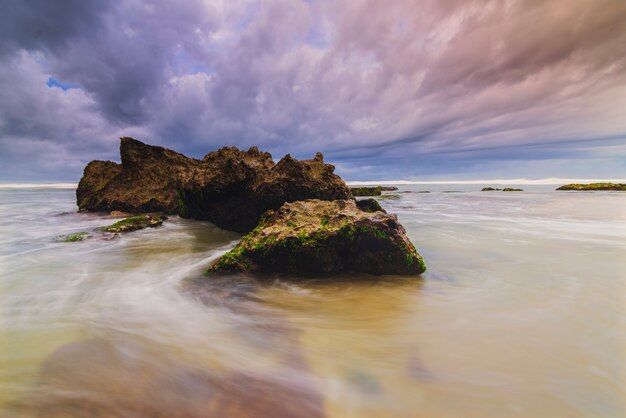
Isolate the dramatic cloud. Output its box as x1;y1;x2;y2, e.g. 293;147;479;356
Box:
1;0;625;181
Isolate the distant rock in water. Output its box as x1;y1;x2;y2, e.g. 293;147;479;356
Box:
208;199;425;277
77;137;351;232
380;186;399;191
556;183;626;191
350;186;382;196
481;187;523;192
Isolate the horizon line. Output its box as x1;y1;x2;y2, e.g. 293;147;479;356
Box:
346;178;626;185
1;177;626;189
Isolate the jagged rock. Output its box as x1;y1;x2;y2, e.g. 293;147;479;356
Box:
76;161;122;210
556;183;626;191
77;138;351;232
208;199;425;277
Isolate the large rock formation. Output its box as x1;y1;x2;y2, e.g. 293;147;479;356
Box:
208;199;426;276
77;138;351;232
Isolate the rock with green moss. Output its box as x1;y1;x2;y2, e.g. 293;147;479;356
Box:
60;232;92;242
481;187;501;191
208;199;425;277
376;193;401;200
350;186;382;196
502;188;523;191
100;214;166;233
355;198;386;213
556;183;626;191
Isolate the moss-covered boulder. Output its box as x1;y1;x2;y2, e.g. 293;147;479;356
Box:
100;214;166;233
208;199;425;277
556;183;626;191
350;186;382;196
481;187;501;191
502;188;523;191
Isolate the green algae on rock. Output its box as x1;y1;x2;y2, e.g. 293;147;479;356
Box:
61;232;91;242
556;183;626;191
355;198;386;213
100;214;166;233
350;186;382;196
208;199;425;277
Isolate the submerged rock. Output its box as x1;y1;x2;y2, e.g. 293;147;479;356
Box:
59;232;91;242
376;193;401;200
78;138;351;232
99;214;166;233
208;199;425;277
481;187;523;192
10;338;324;418
556;183;626;191
350;186;382;196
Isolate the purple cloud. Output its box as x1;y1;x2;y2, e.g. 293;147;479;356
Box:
1;0;625;181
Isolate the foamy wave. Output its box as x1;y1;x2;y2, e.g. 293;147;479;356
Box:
0;183;77;189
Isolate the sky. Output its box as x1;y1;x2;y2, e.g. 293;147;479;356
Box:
1;0;625;182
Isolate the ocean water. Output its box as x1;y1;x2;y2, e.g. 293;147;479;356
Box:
0;185;625;417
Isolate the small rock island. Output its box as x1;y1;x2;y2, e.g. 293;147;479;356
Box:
481;187;524;192
77;138;425;277
556;183;626;191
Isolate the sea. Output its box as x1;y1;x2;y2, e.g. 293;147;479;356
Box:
0;183;625;417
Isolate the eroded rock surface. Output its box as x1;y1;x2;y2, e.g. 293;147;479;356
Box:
77;138;351;232
208;199;425;276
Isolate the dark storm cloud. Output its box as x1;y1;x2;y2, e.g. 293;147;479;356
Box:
1;0;625;181
0;0;110;55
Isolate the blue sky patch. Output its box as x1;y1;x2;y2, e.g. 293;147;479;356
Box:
46;77;79;91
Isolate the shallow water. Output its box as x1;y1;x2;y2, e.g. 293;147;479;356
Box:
1;185;625;417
